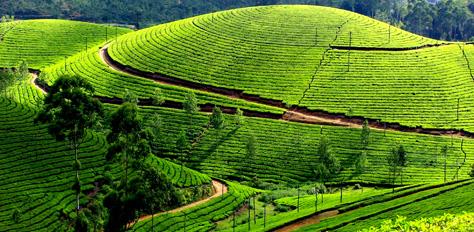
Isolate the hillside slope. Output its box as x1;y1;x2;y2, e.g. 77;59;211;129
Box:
0;19;131;69
105;5;474;132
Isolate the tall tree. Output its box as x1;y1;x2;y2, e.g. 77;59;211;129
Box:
404;0;434;36
106;101;153;190
138;162;180;232
355;119;370;191
386;147;399;193
210;106;224;129
246;134;257;174
151;87;165;106
176;129;191;170
234;108;244;126
396;145;407;185
314;136;341;186
35;75;103;218
183;91;199;135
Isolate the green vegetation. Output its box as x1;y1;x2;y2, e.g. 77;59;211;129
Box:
295;180;474;231
131;181;259;232
104;5;474;132
0;19;131;69
361;212;474;232
1;4;474;232
108;5;436;107
40;46;283;114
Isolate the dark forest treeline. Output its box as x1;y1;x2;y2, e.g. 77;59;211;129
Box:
1;0;474;41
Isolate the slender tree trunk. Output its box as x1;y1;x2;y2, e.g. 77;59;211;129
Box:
444;156;447;183
340;180;343;203
74;129;80;217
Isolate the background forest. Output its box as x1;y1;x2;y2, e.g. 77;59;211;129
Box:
1;0;474;41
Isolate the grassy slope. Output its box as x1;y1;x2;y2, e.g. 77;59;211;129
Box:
131;182;259;232
40;46;283;114
106;5;474;132
0;78;214;231
0;19;131;69
295;180;474;231
133;104;474;185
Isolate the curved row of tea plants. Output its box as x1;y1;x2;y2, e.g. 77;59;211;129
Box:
131;181;259;232
134;104;474;185
107;5;437;107
301;44;474;132
295;180;474;231
40;47;283;114
0;81;110;231
0;19;131;69
0;79;215;231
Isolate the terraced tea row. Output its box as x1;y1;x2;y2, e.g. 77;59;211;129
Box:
131;181;258;232
133;104;474;185
300;44;474;131
40;47;283;114
107;5;437;107
0;19;131;69
0;78;217;231
0;83;109;231
296;180;474;231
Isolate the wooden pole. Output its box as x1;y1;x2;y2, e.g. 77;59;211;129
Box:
248;198;251;231
315;188;318;212
457;98;460;121
297;186;300;213
253;197;256;224
348;32;352;72
264;204;266;228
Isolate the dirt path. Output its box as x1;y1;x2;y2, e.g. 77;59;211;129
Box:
274;210;339;232
98;47;474;139
31;73;46;95
272;180;472;232
128;179;227;227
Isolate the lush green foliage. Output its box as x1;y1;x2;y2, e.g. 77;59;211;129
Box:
130;181;259;232
0;19;131;69
3;1;474;41
40;46;283;114
108;5;436;107
361;212;474;232
296;180;474;231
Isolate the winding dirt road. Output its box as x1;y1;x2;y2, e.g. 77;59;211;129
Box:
128;179;227;228
274;210;339;232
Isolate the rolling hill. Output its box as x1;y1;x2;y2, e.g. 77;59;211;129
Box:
1;4;474;232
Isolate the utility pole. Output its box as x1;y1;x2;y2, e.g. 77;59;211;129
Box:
347;32;352;72
388;24;391;44
297;186;300;213
263;204;266;228
253;197;256;224
457;98;460;121
105;27;108;41
315;27;318;46
315;187;318;212
248;198;251;231
183;212;186;232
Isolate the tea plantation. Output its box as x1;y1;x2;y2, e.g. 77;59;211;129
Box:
1;4;474;232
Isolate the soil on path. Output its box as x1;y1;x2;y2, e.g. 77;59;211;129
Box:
98;45;474;139
274;210;339;232
128;179;228;227
31;73;46;95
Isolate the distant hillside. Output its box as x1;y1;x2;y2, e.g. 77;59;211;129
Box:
1;0;474;41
